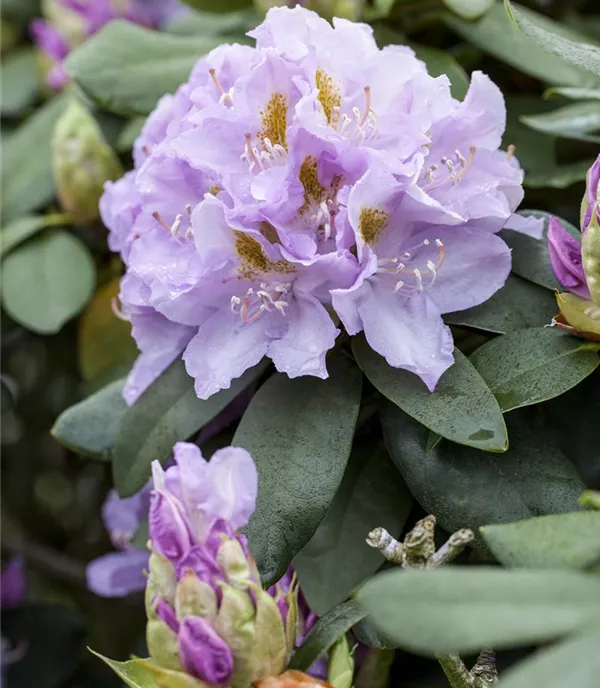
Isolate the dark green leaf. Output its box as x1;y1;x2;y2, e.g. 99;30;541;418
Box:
116;117;146;152
499;211;580;291
498;629;600;688
1;93;67;223
0;214;68;260
0;377;14;419
2;0;39;23
354;336;507;452
295;444;413;615
382;405;584;536
470;328;600;412
504;96;557;175
51;379;127;460
1;230;96;334
445;274;558;334
505;1;600;83
113;359;267;497
481;511;600;570
544;87;600;101
65;21;222;116
3;605;85;688
290;600;366;672
521;102;600;143
165;8;256;38
234;352;362;585
543;372;600;487
525;159;594;189
445;2;600;87
357;567;600;655
1;48;39;117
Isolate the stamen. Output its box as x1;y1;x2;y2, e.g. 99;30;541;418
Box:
209;68;233;106
413;268;424;292
241;133;263;173
152;211;171;231
170;214;183;236
507;144;516;159
111;297;130;322
185;203;192;216
435;239;446;269
359;86;372;128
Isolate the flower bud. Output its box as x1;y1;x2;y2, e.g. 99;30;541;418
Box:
250;584;289;677
217;538;253;589
146;551;177;619
147;617;182;672
554;291;600;341
149;489;194;563
253;671;333;687
581;155;600;232
175;571;218;621
327;637;353;688
52;97;123;224
547;217;590;299
179;616;234;684
582;203;600;306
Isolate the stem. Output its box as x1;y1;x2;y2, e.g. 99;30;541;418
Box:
429;529;474;567
42;212;71;227
437;654;477;688
1;530;87;586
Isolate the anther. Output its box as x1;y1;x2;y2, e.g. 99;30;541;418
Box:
413;268;424;292
152;211;171;232
507;144;516;159
185;203;192;216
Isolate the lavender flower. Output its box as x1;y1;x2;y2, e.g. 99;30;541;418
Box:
102;5;535;397
1;558;26;611
86;485;151;597
31;0;183;89
549;155;600;340
139;442;298;686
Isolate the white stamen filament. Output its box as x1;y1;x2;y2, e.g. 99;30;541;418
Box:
423;146;477;190
230;283;292;324
333;85;377;143
209;68;233;106
241;134;288;173
378;239;446;295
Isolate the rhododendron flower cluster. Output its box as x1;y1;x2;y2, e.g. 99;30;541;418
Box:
31;0;183;89
101;5;540;402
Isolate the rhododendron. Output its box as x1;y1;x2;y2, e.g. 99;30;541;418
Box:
101;5;538;400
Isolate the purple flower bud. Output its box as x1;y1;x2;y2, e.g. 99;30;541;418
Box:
582;155;600;233
178;616;234;685
155;599;180;634
149;489;194;564
1;558;26;610
547;217;590;299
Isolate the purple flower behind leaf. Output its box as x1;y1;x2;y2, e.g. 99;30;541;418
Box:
86;484;152;598
1;558;26;610
547;217;590;299
31;0;183;90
